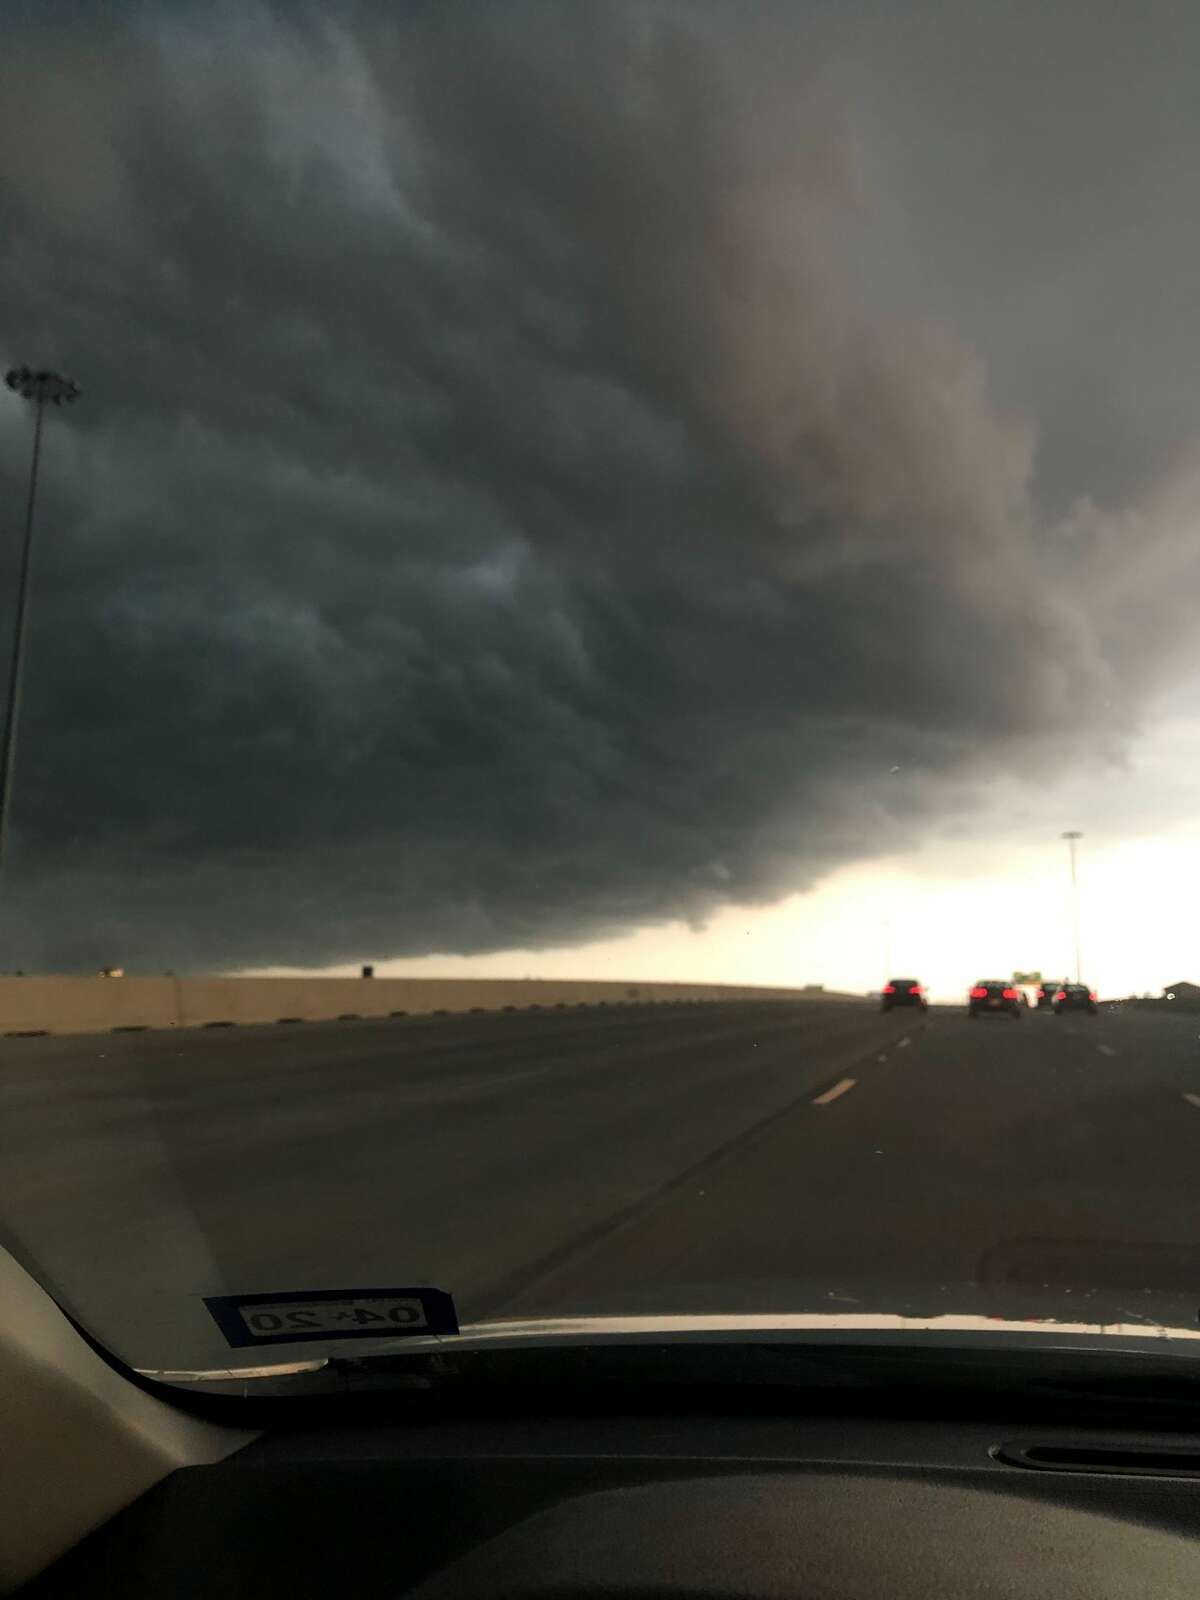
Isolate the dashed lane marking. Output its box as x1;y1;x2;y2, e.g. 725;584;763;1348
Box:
812;1077;857;1107
1184;1094;1200;1111
1097;1044;1117;1057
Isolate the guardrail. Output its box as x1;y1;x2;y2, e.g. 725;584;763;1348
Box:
0;977;859;1038
1116;996;1200;1012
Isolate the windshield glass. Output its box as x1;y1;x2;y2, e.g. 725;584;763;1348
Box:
3;1;1200;1383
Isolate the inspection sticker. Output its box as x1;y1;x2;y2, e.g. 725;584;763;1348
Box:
204;1286;459;1348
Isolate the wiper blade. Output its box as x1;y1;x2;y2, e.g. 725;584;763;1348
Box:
137;1357;329;1384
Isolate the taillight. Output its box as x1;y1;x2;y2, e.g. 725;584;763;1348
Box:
1089;990;1097;1001
910;983;923;994
970;986;987;999
1002;987;1019;1000
882;984;895;994
1055;990;1066;1001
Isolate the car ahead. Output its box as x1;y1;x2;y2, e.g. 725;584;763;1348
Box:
968;980;1022;1019
1054;983;1098;1015
1035;982;1063;1010
881;978;928;1013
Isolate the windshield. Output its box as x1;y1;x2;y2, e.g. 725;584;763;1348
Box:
3;2;1200;1386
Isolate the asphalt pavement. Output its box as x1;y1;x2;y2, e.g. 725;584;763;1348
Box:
2;998;1200;1368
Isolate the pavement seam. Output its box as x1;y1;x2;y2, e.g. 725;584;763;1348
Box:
466;1018;926;1321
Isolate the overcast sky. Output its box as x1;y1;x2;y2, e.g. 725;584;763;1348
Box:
2;0;1200;983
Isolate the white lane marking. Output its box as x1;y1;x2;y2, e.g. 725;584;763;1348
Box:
897;1037;911;1049
1184;1093;1200;1111
813;1077;856;1106
1097;1044;1117;1057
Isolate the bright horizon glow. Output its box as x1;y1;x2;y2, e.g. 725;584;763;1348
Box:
250;829;1199;1003
248;711;1200;1003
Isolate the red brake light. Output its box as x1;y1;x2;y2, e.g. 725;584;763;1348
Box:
1055;990;1066;1001
882;984;895;994
909;983;923;994
1002;987;1019;1000
970;986;987;999
1089;990;1097;1001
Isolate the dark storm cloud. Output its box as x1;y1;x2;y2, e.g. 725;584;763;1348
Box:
0;1;1196;971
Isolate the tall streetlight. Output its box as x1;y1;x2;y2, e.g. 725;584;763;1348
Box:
1;366;81;882
1062;830;1083;984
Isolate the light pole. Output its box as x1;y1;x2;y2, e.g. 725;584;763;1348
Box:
1062;830;1082;984
1;366;80;883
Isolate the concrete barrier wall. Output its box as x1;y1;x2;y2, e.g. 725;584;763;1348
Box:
0;978;184;1036
0;977;858;1038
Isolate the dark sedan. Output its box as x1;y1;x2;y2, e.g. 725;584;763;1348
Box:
969;980;1022;1019
1054;984;1098;1015
881;978;928;1013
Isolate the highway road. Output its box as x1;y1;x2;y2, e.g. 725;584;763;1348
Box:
3;998;1200;1369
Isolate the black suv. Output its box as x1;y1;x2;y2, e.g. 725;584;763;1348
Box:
969;980;1022;1019
881;978;928;1013
1053;983;1098;1015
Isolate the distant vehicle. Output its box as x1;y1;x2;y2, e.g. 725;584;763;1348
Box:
968;980;1022;1020
881;978;928;1013
1035;983;1062;1010
1054;984;1098;1015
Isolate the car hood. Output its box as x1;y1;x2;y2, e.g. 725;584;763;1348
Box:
140;1309;1200;1385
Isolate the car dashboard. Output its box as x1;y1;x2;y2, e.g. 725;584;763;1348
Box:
22;1387;1200;1597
